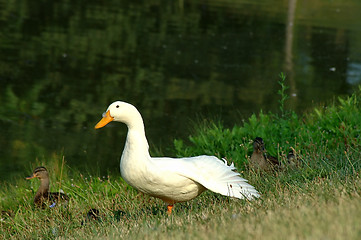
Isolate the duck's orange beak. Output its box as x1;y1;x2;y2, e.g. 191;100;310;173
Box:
26;174;36;180
95;110;114;129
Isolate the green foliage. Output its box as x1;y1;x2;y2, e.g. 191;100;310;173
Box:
277;72;289;118
174;82;361;179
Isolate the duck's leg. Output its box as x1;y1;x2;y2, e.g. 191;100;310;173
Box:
167;204;174;215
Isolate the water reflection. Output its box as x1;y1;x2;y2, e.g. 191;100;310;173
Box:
284;0;297;108
1;0;361;181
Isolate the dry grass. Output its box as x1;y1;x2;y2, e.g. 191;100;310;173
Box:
2;170;360;239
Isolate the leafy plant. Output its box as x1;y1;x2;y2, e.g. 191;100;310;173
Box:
173;76;361;176
277;72;289;118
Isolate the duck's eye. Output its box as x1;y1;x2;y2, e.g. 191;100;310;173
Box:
116;105;119;108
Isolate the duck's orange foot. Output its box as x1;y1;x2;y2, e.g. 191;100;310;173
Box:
167;204;174;215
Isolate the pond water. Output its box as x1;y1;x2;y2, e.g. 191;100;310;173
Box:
1;0;361;181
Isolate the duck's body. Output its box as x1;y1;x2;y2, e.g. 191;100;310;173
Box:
26;167;69;207
250;137;281;172
95;101;260;213
121;156;207;204
122;154;251;204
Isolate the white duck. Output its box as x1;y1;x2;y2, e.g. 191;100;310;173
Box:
95;101;260;214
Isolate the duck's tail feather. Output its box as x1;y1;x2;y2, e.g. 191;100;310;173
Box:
184;156;261;200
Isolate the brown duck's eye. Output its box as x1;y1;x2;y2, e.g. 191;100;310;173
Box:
116;105;119;108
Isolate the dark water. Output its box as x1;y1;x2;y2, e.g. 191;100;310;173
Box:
1;0;361;181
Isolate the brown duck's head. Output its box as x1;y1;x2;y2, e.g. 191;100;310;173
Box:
287;148;299;162
253;137;266;153
287;149;295;159
26;166;49;180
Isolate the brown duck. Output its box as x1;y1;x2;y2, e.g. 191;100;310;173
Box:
250;137;281;171
26;166;69;207
287;147;300;168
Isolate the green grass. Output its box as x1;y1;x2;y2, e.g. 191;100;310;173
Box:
2;81;361;239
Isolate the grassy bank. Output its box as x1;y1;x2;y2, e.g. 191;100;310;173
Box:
1;84;361;239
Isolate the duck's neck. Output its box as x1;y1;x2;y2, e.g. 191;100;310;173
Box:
35;178;50;199
123;114;150;158
120;111;151;183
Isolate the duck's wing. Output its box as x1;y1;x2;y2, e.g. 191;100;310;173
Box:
47;192;69;207
167;155;260;200
49;192;69;201
266;155;281;166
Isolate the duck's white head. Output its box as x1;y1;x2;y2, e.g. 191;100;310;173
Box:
95;101;141;129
